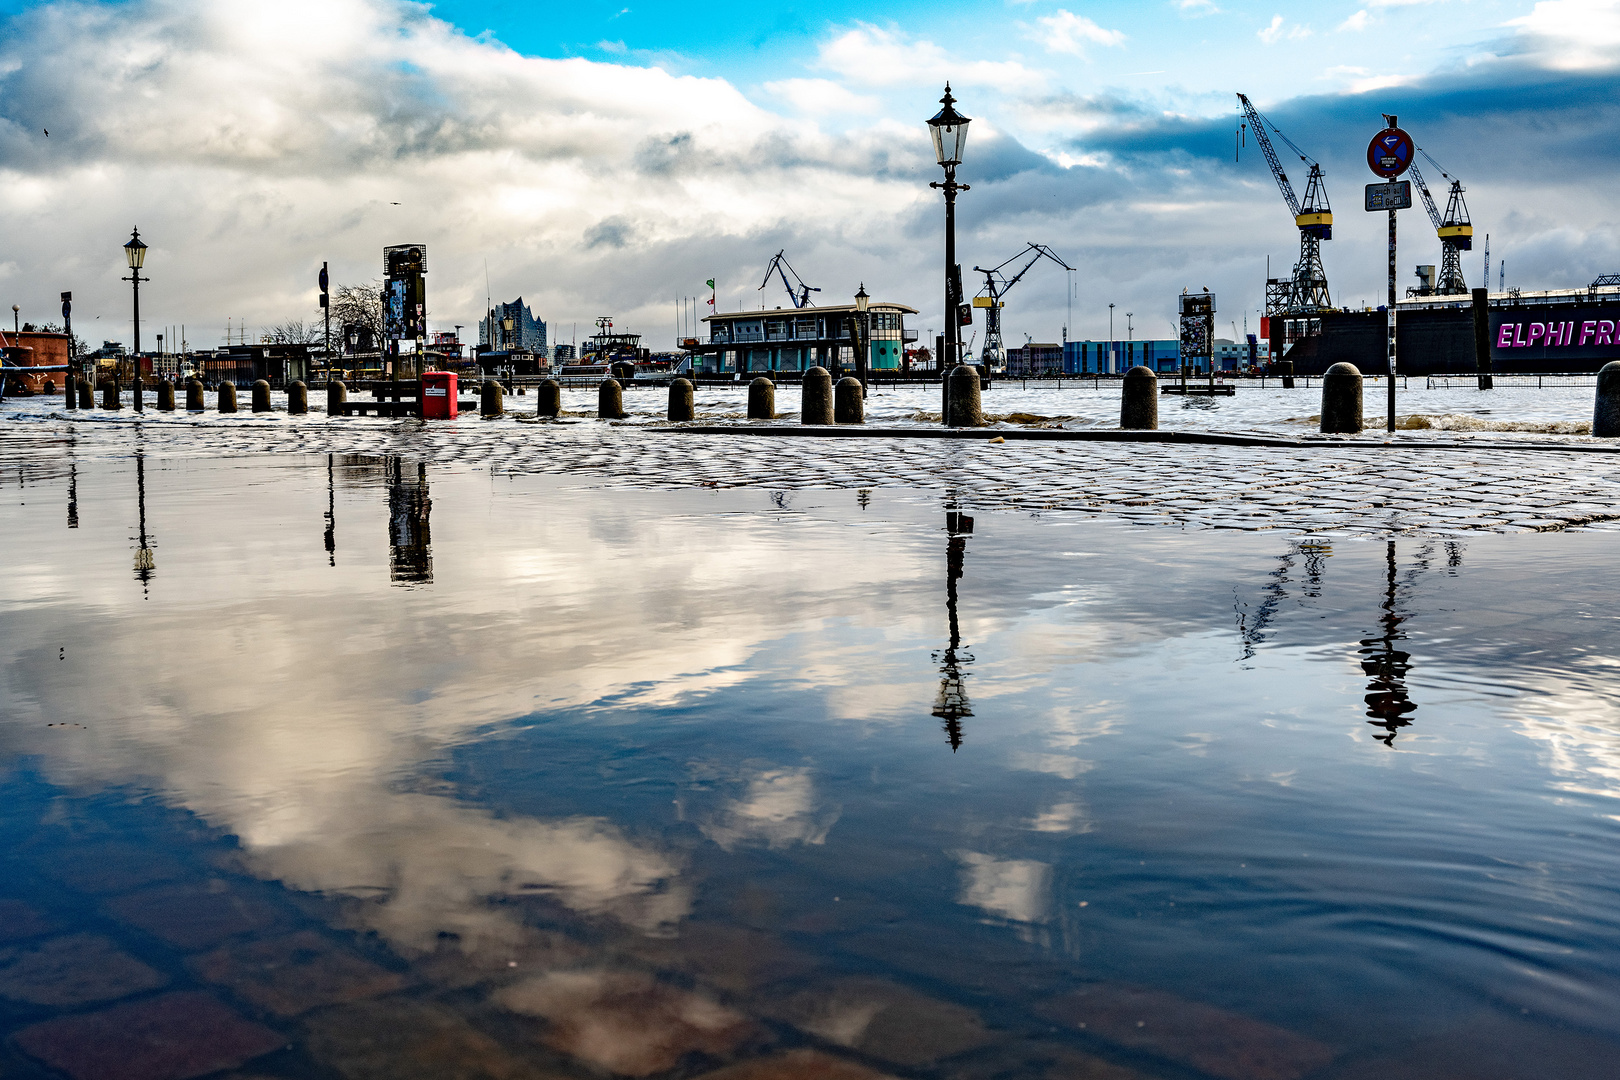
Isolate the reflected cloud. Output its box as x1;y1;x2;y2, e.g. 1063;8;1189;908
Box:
1028;801;1094;834
695;767;840;851
955;852;1052;923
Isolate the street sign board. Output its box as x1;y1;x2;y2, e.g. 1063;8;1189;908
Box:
1364;181;1412;211
1367;127;1414;178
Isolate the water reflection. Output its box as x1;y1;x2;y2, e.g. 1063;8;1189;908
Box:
324;454;336;567
386;458;432;585
1358;540;1463;746
1235;539;1330;661
132;453;154;595
932;510;974;751
66;461;77;529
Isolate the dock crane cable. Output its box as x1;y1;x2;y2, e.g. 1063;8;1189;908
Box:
758;250;822;309
1406;148;1472;296
971;243;1074;372
1235;93;1332;320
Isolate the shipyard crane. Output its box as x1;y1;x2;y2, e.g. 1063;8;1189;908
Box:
971;243;1074;371
1236;93;1332;316
1407;149;1472;296
758;250;821;308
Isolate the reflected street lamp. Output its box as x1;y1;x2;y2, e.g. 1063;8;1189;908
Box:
123;229;148;411
854;283;870;389
927;85;971;417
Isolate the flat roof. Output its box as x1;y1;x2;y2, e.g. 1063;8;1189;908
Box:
704;301;918;323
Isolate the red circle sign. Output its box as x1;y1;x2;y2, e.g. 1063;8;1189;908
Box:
1367;127;1414;178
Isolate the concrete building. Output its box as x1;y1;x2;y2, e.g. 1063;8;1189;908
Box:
699;302;917;374
1063;339;1180;374
1006;342;1062;376
480;299;547;354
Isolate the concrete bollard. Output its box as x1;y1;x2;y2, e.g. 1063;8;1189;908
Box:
747;377;775;420
1320;362;1363;434
101;381;120;410
44;378;56;396
77;379;93;410
480;379;504;418
157;379;175;412
597;378;623;419
801;366;834;425
1594;361;1620;437
668;378;694;421
946;365;983;428
834;376;864;424
287;381;308;415
326;379;346;416
251;379;272;412
1276;358;1295;389
218;381;237;413
186;379;205;412
1120;365;1158;430
64;378;77;410
536;378;561;417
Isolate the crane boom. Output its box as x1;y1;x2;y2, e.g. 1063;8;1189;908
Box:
971;242;1075;373
1408;162;1445;232
757;250;822;308
1237;93;1299;217
1236;92;1332;319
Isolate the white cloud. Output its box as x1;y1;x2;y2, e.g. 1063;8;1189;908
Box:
762;77;880;116
695;767;840;850
1178;0;1222;15
1507;0;1620;70
816;24;1049;92
1034;10;1127;58
1339;10;1373;31
1258;15;1313;43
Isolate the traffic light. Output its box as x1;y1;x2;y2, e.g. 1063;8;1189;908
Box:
318;263;329;309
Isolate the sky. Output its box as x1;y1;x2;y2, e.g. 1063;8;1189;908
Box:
1;0;1619;350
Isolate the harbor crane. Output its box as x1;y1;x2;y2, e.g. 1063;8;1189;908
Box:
758;250;821;308
971;243;1074;371
1236;93;1332;317
1407;149;1472;296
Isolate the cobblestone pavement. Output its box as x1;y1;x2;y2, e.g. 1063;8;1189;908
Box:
5;409;1620;536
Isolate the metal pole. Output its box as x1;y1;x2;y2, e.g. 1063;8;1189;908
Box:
131;267;142;411
1387;207;1397;432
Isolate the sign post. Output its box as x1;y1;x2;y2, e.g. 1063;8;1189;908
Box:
1367;118;1414;433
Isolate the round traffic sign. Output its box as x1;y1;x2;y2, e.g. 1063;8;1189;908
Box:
1367;127;1414;178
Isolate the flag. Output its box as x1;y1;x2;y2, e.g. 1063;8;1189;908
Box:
705;279;715;289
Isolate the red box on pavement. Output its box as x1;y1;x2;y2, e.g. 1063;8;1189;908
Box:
420;371;457;419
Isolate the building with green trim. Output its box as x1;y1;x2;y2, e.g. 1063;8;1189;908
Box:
696;302;918;374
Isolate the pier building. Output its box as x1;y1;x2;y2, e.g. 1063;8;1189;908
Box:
698;302;918;374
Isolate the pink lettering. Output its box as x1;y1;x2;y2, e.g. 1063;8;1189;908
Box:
1559;321;1575;346
1514;323;1528;347
1600;321;1616;346
1527;323;1546;346
1582;320;1597;346
1498;324;1516;349
1549;323;1565;347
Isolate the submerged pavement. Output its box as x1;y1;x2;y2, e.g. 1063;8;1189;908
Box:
5;401;1620;536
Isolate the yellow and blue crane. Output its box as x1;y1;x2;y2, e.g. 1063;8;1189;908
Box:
971;243;1074;371
1407;149;1473;296
1236;93;1333;317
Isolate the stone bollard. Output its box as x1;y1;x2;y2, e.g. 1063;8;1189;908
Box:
64;378;77;410
44;378;56;396
326;379;346;416
480;379;504;418
287;381;308;415
536;378;561;417
747;377;775;420
101;381;120;410
1276;358;1295;389
834;376;864;424
598;378;623;419
1320;362;1363;434
946;365;983;428
186;379;205;412
1120;365;1158;430
668;378;694;421
156;379;175;412
251;379;272;412
801;366;834;425
77;379;93;410
1594;361;1620;437
218;381;237;413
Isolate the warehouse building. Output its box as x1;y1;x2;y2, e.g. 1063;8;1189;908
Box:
699;302;918;374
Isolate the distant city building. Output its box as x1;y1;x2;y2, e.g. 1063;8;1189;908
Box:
553;343;574;361
1064;339;1180;374
1006;342;1062;376
480;299;547;354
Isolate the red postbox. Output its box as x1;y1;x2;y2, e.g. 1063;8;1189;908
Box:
420;371;457;419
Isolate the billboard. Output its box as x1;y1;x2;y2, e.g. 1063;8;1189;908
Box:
1491;304;1620;368
383;244;427;343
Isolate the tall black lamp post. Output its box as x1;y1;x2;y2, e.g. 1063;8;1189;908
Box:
854;283;870;390
123;229;148;411
927;85;971;398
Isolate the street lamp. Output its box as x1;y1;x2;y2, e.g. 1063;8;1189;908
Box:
123;228;148;411
10;304;17;335
1126;312;1134;369
927;84;971;414
854;283;870;389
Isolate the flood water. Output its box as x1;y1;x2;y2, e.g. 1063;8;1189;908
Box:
3;451;1620;1079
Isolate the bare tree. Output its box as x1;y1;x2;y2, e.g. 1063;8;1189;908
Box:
261;319;322;345
329;280;386;352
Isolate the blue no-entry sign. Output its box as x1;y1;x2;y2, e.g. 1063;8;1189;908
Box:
1367;127;1414;178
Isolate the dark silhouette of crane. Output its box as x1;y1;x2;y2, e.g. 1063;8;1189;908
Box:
1236;93;1332;318
971;243;1073;371
758;250;821;308
1408;149;1472;296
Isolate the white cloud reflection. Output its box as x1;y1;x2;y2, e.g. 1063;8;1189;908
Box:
955;851;1052;923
